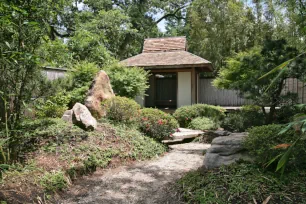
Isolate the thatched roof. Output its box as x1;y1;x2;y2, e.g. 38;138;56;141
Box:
120;36;212;71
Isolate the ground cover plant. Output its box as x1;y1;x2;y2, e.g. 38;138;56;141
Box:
173;104;225;128
177;162;306;204
0;119;166;203
139;108;179;141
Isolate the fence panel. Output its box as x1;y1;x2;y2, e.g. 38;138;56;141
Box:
199;78;306;106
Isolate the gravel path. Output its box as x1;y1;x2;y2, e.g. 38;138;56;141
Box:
61;143;211;204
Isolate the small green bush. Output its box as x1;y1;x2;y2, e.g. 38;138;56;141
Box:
244;124;306;168
104;63;150;99
35;91;71;118
102;96;140;126
40;170;69;192
222;105;265;132
139;108;178;141
188;117;217;131
173;104;226;127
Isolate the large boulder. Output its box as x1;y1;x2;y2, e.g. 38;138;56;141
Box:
203;133;251;169
199;130;231;143
85;70;115;118
62;103;97;131
72;103;97;131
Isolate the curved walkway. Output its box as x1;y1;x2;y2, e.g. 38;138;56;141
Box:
61;143;210;204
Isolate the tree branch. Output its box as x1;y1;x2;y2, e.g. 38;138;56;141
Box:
155;5;187;24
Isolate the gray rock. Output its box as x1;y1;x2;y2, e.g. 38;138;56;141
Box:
72;103;97;131
212;130;231;137
203;133;251;169
61;110;73;123
199;130;232;143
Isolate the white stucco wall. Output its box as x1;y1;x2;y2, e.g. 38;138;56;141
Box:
178;72;191;107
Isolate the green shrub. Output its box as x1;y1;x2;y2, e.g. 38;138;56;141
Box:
222;105;265;132
102;96;140;125
104;63;150;99
275;104;306;124
173;104;226;127
221;112;245;132
139;108;178;141
244;124;306;168
35;91;71;118
188;117;217;131
40;170;69;192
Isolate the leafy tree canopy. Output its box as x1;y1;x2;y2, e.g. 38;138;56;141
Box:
213;39;306;122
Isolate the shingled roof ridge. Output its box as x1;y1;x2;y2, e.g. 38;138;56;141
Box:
144;36;186;40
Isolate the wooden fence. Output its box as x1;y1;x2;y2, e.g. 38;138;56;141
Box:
42;67;68;80
198;78;306;106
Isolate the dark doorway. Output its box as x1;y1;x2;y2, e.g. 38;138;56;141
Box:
145;73;177;108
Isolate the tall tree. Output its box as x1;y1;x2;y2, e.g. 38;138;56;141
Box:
185;0;257;71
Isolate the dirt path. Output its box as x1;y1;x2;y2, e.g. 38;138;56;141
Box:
60;143;210;204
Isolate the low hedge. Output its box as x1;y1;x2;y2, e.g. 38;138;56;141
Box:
101;96;140;126
188;117;218;131
222;105;265;132
173;104;226;127
139;108;179;141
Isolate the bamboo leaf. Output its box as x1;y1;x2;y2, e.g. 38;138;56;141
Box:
276;139;298;173
258;60;291;80
4;41;11;49
264;66;287;92
278;124;293;135
265;154;282;168
301;122;306;134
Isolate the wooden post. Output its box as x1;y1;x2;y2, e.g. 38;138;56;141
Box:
191;67;196;104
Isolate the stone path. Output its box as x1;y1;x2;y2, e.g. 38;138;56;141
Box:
60;142;210;204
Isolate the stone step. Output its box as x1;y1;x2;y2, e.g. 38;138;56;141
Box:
162;138;184;144
172;128;204;140
162;128;204;144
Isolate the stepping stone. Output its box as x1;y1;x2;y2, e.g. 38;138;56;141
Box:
162;138;183;144
172;128;204;140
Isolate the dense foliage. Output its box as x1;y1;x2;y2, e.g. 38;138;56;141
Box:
173;104;225;127
222;105;265;132
214;39;306;123
244;124;306;169
139;108;178;141
103;63;150;99
102;96;140;126
34;91;71;118
188;117;217;131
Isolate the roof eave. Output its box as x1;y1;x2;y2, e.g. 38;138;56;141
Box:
123;63;213;72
